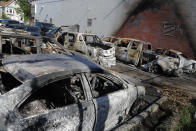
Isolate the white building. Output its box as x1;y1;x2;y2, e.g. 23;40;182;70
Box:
0;0;24;22
0;5;2;18
31;0;142;36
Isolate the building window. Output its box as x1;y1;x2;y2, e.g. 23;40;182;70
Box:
50;18;52;23
87;18;92;27
10;9;12;13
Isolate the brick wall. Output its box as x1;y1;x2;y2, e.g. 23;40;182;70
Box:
116;0;195;59
174;0;196;58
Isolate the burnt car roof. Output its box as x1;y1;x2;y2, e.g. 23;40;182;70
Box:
104;37;151;45
2;54;103;82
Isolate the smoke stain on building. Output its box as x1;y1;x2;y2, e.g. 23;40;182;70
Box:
117;0;195;59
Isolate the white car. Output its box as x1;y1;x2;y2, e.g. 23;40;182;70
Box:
57;32;116;68
142;49;196;76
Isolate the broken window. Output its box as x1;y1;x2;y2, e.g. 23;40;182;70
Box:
57;32;67;44
67;33;75;43
23;39;37;54
103;37;118;43
0;72;22;94
143;44;152;50
1;38;32;55
111;38;118;43
155;48;166;55
118;39;130;48
130;41;140;50
86;73;123;98
2;40;12;54
165;51;178;58
79;36;83;42
84;35;94;44
18;75;85;117
94;36;102;44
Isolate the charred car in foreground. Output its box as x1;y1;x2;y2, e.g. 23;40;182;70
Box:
0;54;145;130
141;48;196;76
57;32;116;68
103;37;155;66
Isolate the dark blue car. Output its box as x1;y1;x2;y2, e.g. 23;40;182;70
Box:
1;19;25;29
33;22;56;35
25;26;41;36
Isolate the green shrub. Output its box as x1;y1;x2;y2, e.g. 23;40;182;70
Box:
174;103;195;131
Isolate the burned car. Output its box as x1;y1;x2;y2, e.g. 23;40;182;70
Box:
25;26;41;36
0;54;145;130
0;27;99;69
0;28;74;58
142;48;196;76
45;25;80;39
103;37;155;66
57;32;116;68
33;22;56;36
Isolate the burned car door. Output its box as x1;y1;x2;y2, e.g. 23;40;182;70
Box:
115;39;130;62
14;74;95;130
127;41;143;66
85;73;129;130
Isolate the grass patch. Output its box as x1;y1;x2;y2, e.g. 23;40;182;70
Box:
174;103;195;131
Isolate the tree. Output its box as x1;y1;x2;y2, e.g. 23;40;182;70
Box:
16;0;30;21
1;11;9;19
